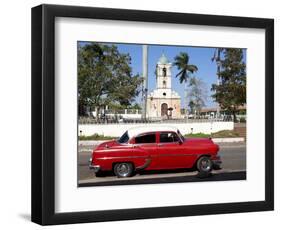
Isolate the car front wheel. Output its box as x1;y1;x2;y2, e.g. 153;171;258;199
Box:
197;156;213;173
95;171;104;177
114;163;134;178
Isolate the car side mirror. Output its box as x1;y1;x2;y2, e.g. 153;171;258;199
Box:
178;140;183;145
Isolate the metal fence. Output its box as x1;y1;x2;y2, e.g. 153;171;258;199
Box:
78;116;245;125
79;108;246;124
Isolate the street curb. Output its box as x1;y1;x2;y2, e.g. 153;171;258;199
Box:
79;137;245;146
212;137;245;143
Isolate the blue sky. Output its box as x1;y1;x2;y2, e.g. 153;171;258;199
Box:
79;41;246;108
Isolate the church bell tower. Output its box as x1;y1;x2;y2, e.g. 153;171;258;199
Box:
146;53;181;119
156;54;172;90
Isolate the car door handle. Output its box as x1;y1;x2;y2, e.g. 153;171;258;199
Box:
157;144;164;147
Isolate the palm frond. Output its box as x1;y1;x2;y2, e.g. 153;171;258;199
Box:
211;49;217;62
187;65;198;73
175;70;184;77
179;70;188;83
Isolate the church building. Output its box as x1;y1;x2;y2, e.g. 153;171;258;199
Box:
146;54;181;119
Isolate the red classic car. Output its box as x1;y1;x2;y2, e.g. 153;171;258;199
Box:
89;126;221;177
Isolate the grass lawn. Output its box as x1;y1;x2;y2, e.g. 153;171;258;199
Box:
211;130;240;138
79;134;116;141
79;130;240;140
185;130;240;138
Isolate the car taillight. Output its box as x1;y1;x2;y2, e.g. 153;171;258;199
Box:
216;144;220;152
92;145;98;156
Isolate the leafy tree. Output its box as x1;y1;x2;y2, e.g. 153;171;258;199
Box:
78;42;142;119
188;100;195;115
211;48;246;122
128;103;142;110
173;52;198;116
188;77;207;117
106;102;141;110
78;43;105;116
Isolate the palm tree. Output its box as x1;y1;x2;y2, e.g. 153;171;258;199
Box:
211;48;224;118
173;52;198;118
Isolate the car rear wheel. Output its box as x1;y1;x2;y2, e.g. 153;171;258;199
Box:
197;156;213;173
114;163;134;178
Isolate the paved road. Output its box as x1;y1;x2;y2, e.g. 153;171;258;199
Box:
78;143;246;186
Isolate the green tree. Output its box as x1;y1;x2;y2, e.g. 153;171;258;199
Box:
78;43;105;116
188;100;195;115
173;52;198;116
128;103;142;110
78;42;142;119
211;48;246;122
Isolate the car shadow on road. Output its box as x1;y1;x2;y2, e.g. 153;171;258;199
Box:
138;168;196;175
86;168;197;178
78;171;246;187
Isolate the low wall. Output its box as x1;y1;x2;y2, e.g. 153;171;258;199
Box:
78;121;234;137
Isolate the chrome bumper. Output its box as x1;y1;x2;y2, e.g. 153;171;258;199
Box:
88;158;101;173
212;155;222;170
212;159;222;170
89;165;101;173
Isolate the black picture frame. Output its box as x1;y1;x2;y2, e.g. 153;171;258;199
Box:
31;4;274;225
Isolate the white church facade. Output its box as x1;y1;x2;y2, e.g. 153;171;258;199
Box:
146;54;181;119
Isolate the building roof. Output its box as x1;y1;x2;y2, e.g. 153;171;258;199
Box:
158;53;169;64
127;125;178;138
200;105;247;113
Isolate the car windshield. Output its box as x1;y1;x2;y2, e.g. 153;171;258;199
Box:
118;131;130;144
177;129;185;141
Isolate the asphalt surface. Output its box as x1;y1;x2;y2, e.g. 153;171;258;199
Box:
78;142;246;187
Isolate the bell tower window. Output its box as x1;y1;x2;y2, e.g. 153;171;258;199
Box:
163;80;166;88
162;67;167;77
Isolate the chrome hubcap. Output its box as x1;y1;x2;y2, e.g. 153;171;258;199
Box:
116;163;130;177
201;159;211;172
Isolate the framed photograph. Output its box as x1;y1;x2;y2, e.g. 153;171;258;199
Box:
31;4;274;225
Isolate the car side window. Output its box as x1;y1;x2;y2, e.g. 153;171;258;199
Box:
135;133;156;144
160;132;180;143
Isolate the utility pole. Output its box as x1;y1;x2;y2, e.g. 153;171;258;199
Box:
142;45;148;120
212;48;222;119
216;49;221;119
184;81;188;119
